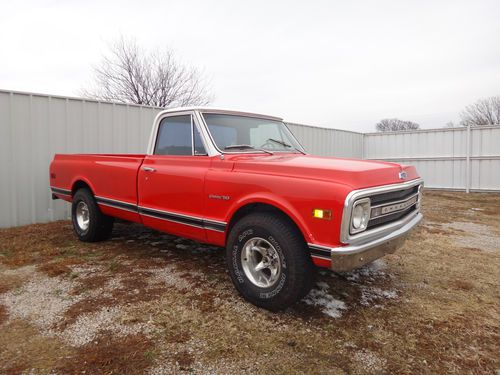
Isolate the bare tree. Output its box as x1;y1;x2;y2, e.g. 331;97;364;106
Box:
375;118;420;132
82;38;212;107
444;121;455;128
460;96;500;126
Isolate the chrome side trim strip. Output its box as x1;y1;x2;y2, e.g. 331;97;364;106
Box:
94;195;227;232
139;212;205;230
95;196;138;213
203;217;227;225
139;206;204;228
96;201;139;214
139;206;227;232
50;186;71;196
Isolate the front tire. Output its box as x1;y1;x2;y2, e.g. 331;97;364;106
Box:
226;212;313;311
71;188;114;242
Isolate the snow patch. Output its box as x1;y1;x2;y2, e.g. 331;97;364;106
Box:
342;259;388;282
360;287;398;307
303;283;347;318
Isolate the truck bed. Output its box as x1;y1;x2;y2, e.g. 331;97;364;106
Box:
50;154;146;222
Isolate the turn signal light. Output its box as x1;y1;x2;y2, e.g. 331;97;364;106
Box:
313;209;332;220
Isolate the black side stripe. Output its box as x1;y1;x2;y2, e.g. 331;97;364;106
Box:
139;207;204;228
203;221;227;232
94;196;227;232
51;187;71;196
308;244;332;259
139;207;227;232
95;196;138;213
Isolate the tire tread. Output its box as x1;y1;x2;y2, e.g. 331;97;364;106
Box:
226;212;314;310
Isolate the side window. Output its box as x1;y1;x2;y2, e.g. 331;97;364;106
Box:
155;115;192;155
193;126;207;155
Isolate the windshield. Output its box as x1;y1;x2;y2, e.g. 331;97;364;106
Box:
202;113;305;153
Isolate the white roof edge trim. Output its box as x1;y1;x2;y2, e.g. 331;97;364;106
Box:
157;107;283;121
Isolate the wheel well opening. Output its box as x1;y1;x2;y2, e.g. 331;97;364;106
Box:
227;203;306;245
71;180;92;196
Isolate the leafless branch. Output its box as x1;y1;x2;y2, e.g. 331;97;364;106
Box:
460;96;500;126
81;37;212;107
375;118;420;132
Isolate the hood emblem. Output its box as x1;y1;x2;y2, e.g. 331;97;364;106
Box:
399;171;407;180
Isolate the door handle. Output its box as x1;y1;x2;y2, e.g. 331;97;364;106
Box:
142;166;156;172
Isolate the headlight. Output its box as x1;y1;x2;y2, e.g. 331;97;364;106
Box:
350;198;371;234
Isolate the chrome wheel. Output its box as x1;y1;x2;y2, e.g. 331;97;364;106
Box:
76;201;90;231
241;237;282;288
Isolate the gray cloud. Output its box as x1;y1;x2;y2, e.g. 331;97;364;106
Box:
1;0;499;132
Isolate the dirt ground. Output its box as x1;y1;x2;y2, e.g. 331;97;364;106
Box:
0;191;499;374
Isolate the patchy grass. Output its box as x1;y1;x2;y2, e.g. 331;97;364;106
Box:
59;296;116;329
0;271;28;294
0;305;7;325
0;319;75;373
56;334;154;374
0;191;499;374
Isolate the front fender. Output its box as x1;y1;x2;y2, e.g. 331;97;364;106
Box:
225;192;315;244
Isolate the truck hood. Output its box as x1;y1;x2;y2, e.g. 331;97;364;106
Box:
228;153;419;189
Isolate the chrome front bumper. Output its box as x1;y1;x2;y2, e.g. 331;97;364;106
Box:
310;212;422;272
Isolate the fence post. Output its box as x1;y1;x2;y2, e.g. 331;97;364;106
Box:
465;123;471;193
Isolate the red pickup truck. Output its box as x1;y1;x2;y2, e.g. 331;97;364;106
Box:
50;108;423;310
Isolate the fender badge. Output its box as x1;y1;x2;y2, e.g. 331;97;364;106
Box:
209;194;231;201
399;171;407;180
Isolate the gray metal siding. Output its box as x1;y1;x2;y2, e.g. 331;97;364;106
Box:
1;89;499;228
0;90;161;228
363;126;500;191
286;122;363;158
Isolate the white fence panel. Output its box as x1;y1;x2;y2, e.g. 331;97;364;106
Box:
0;90;161;228
363;126;500;191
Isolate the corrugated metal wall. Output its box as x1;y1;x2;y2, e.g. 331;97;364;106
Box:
0;90;367;228
0;90;161;228
1;89;498;228
363;126;500;191
287;122;363;158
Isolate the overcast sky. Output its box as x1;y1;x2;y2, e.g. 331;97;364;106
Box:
1;0;499;132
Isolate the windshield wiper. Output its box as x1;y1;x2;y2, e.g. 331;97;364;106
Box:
224;144;274;155
266;138;306;155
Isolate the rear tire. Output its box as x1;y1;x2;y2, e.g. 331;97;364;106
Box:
72;188;114;242
226;212;314;311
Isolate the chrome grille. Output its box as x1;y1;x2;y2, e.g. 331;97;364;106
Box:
340;178;423;245
367;186;420;229
369;185;419;206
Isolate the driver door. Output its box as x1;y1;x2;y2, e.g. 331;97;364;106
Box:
137;113;210;242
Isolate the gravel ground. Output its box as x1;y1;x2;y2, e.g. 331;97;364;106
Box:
0;191;499;374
